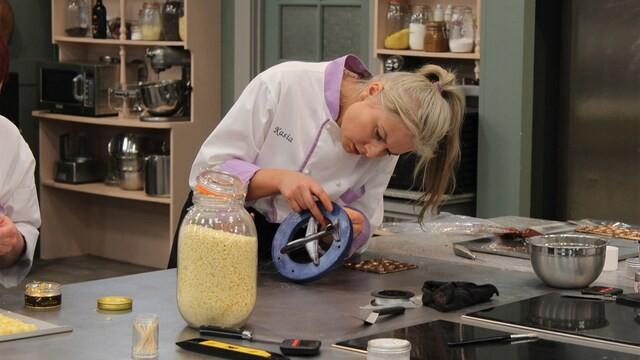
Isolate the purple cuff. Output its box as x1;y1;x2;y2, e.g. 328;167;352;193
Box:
339;185;366;205
217;159;261;184
346;207;371;258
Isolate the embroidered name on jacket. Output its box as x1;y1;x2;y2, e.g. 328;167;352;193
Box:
273;126;294;143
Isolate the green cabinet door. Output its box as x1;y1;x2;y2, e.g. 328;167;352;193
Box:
263;0;370;69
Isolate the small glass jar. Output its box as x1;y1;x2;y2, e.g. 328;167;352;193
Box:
140;2;162;41
24;281;62;310
176;170;258;328
367;338;411;360
132;313;159;359
408;5;427;51
65;0;91;37
424;21;449;52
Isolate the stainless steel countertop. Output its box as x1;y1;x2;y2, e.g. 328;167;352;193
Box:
1;249;637;359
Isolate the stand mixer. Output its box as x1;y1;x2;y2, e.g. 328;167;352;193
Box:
139;47;191;122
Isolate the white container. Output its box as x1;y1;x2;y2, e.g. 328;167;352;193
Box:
603;246;619;271
367;338;411;360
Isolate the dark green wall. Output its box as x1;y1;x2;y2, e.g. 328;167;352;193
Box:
221;0;234;116
7;0;56;154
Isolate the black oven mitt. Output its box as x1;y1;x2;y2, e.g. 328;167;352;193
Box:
421;281;499;312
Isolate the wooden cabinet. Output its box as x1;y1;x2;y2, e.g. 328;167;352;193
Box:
33;0;220;268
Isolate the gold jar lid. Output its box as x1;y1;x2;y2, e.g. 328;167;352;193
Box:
97;296;133;311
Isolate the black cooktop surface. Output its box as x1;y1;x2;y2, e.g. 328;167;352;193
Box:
465;293;640;347
333;320;636;360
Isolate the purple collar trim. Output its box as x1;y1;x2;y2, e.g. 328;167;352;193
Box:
324;54;372;121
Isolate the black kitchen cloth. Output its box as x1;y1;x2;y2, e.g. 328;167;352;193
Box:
422;281;499;312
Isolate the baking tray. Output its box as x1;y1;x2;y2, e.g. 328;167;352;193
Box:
457;233;638;260
0;309;72;342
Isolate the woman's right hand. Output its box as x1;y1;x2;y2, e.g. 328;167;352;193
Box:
277;170;333;225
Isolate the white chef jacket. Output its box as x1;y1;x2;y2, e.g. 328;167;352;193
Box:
190;55;398;255
0;116;41;288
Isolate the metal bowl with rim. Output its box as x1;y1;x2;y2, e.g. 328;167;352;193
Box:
526;234;607;289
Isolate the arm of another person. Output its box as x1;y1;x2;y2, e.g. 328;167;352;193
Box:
0;124;40;287
342;157;398;257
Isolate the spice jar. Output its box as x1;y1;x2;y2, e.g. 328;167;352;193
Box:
140;2;162;41
24;281;62;310
162;0;181;41
424;21;449;52
176;170;258;328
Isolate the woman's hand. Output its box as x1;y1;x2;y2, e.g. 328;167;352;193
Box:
277;171;333;225
343;207;364;237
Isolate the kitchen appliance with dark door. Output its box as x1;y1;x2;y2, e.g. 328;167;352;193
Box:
463;293;640;352
40;61;118;116
54;133;102;184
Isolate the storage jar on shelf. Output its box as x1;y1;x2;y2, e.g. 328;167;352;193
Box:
408;5;428;51
140;2;162;41
448;6;475;53
384;0;409;50
65;0;91;37
424;21;448;52
176;170;258;328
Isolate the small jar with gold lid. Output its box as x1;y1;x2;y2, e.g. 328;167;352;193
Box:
24;281;62;310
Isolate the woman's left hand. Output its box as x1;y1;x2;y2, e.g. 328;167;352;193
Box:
343;207;364;237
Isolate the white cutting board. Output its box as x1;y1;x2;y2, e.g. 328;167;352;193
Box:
0;308;72;342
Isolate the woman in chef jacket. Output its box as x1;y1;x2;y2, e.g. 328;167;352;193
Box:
188;54;463;259
0;36;41;287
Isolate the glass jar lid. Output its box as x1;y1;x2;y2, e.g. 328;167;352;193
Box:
367;338;412;353
24;281;61;296
97;296;133;311
195;169;246;201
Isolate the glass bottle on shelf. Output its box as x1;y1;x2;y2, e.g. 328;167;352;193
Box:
176;170;258;328
65;0;91;37
139;2;162;41
162;0;181;41
92;0;107;39
384;0;409;50
409;5;427;51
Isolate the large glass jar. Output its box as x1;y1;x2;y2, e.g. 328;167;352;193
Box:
384;0;409;50
65;0;91;37
424;21;449;52
176;170;258;328
140;2;162;40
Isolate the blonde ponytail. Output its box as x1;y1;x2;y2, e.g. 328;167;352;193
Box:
375;64;465;222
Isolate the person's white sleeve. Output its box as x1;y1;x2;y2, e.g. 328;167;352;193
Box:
190;75;276;187
0;127;40;288
343;157;398;257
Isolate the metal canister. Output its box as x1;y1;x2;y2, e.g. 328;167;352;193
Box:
144;155;170;197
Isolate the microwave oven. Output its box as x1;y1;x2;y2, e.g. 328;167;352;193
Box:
40;61;118;116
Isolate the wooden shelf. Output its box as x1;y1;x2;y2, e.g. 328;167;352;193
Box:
375;49;480;60
33;110;190;129
54;36;185;47
41;179;171;204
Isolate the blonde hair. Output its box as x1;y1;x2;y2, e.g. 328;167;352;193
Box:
373;65;465;221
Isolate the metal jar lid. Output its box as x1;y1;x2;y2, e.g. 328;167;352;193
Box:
97;296;133;311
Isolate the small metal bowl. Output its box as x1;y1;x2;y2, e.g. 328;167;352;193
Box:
526;234;607;289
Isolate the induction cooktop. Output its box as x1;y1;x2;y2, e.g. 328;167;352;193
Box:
463;293;640;349
333;320;636;360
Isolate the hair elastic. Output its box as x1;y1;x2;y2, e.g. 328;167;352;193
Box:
435;82;443;93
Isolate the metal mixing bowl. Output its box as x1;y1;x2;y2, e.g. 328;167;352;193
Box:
526;234;607;289
139;79;188;116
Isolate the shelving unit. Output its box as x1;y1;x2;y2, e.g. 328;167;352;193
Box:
33;0;220;268
374;0;481;70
